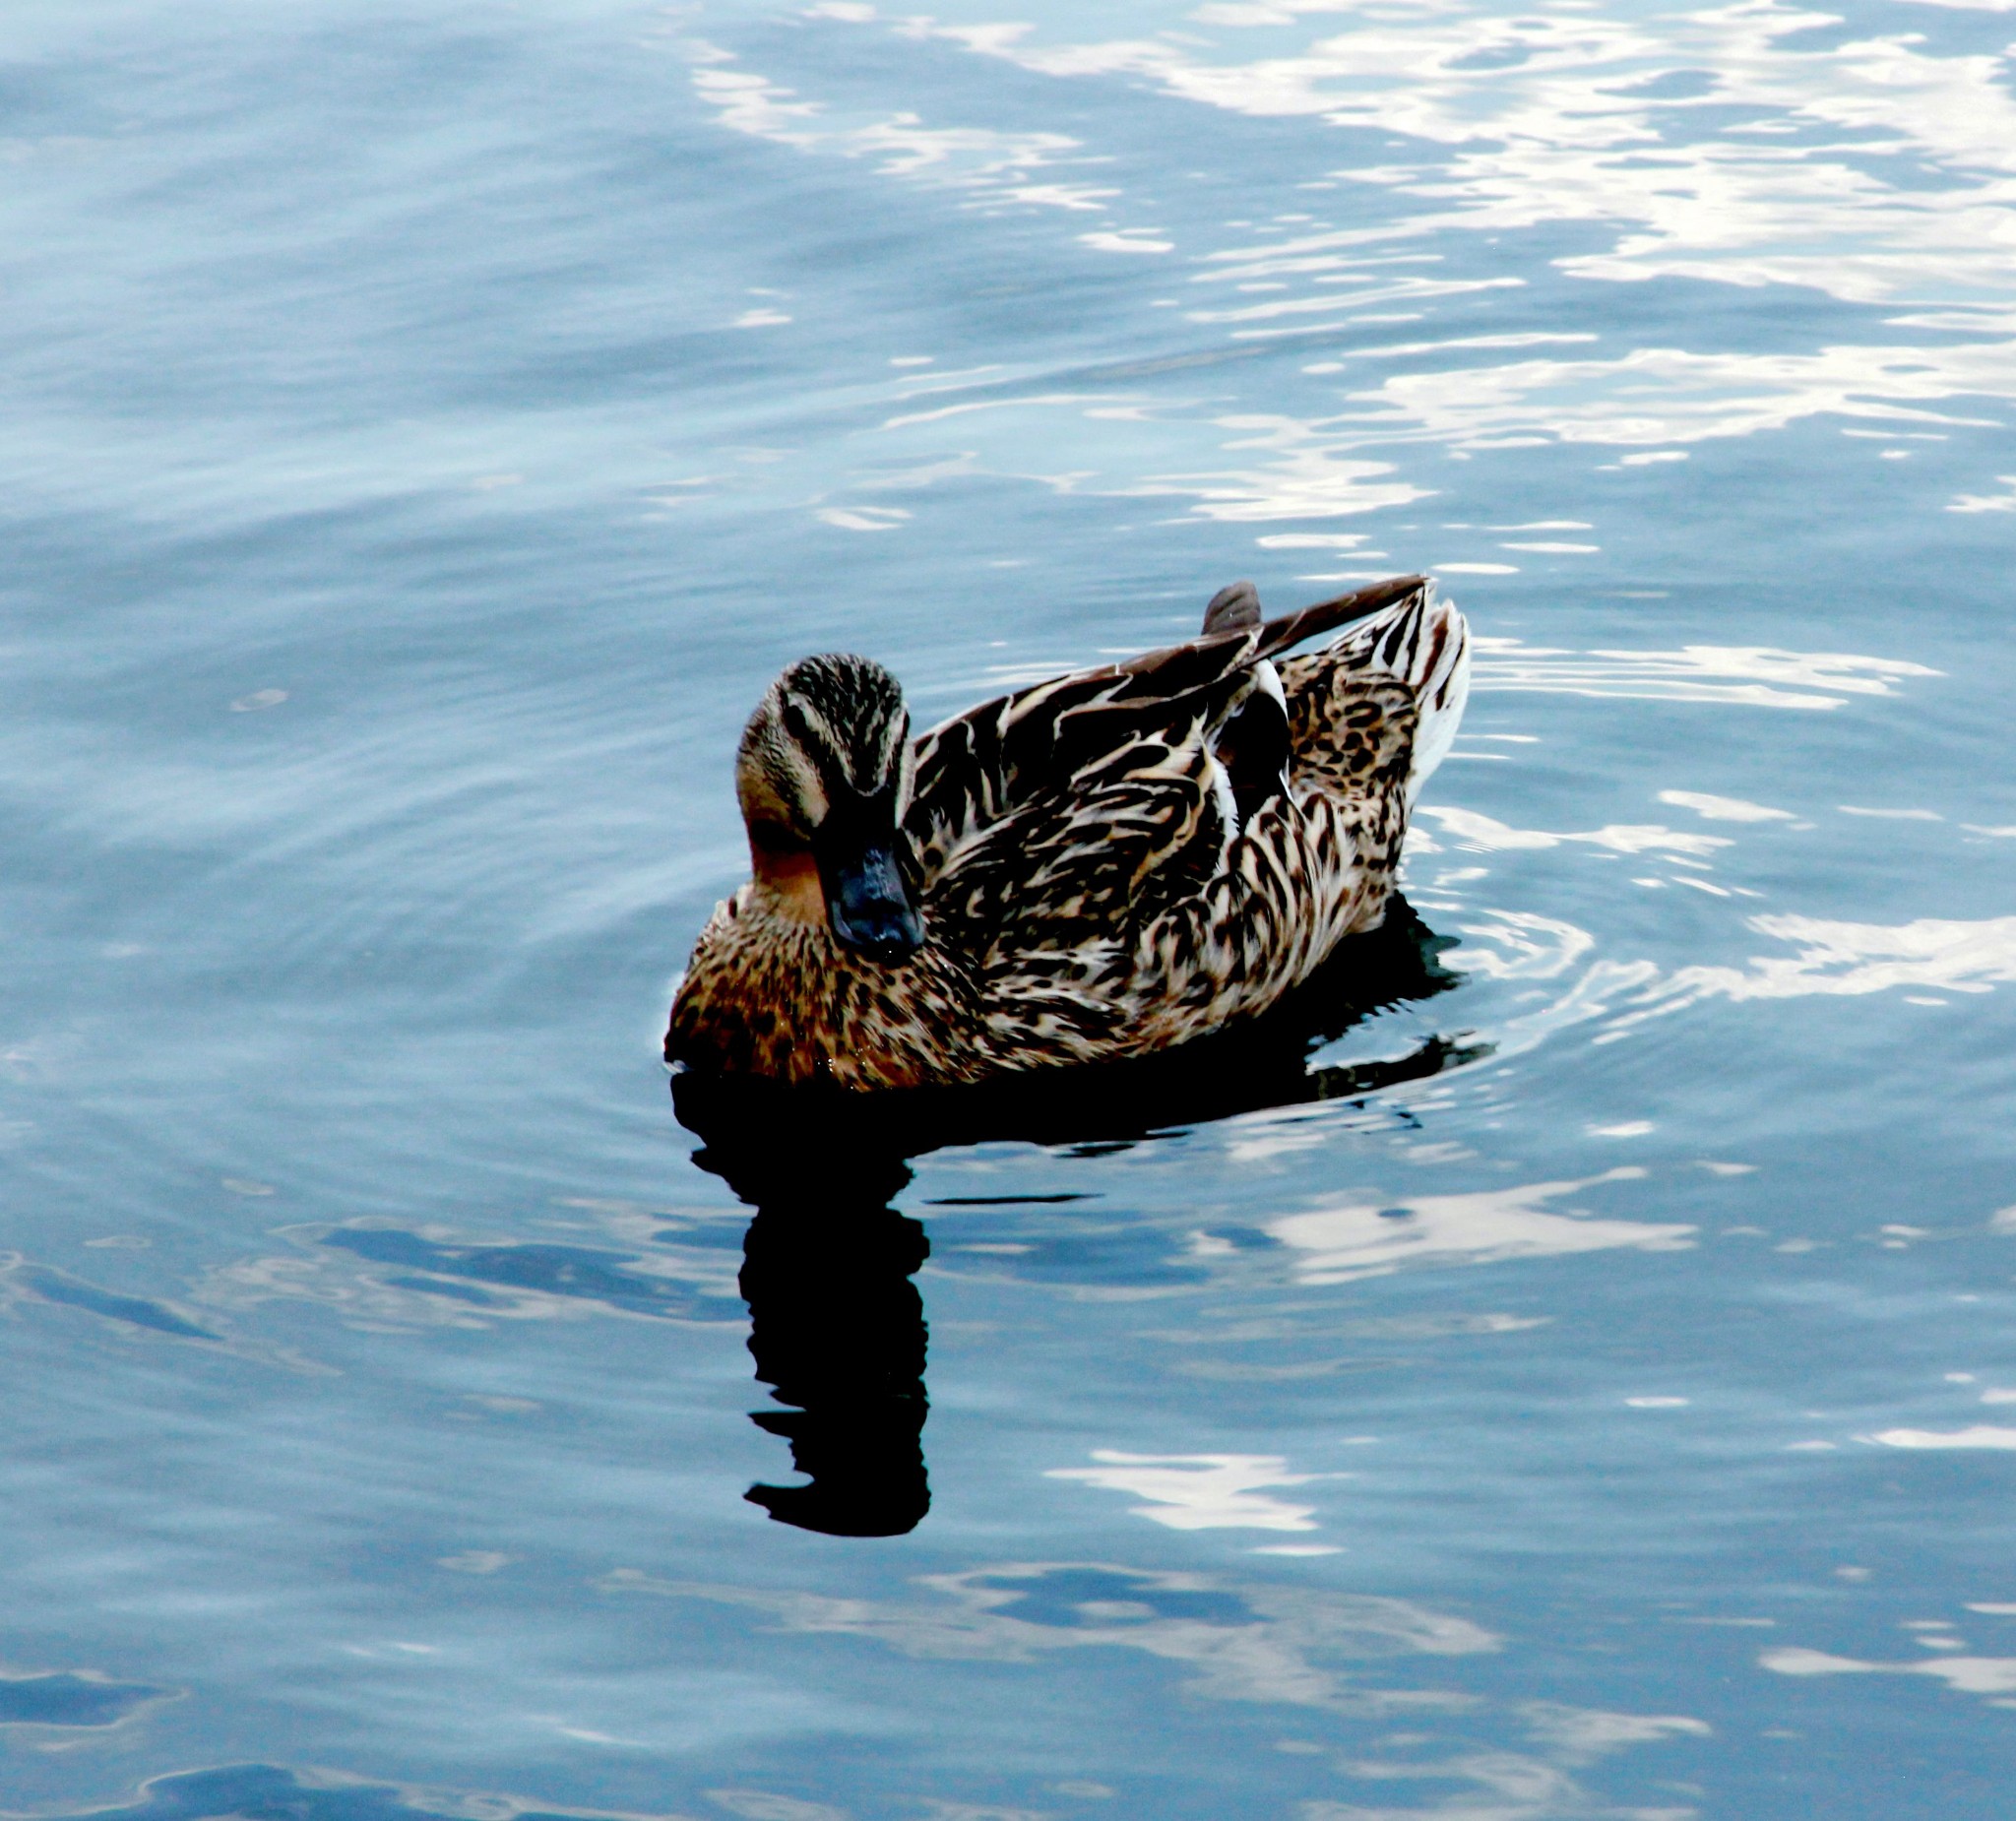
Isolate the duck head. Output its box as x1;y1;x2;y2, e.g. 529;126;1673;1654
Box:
735;654;925;963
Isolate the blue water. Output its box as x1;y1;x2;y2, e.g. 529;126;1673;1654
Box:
3;0;2015;1813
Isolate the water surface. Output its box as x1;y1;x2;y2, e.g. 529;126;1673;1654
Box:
3;1;2015;1815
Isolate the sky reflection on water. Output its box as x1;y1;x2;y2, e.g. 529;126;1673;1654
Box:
0;0;2014;1816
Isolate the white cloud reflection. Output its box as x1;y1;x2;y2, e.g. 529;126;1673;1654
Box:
1268;1170;1694;1285
606;1563;1709;1813
604;1559;1496;1712
1124;413;1432;521
1658;789;1795;823
683;42;1114;212
1865;1425;2016;1449
1950;475;2016;512
1422;805;1731;860
1470;638;1941;711
1764;1644;2016;1702
906;0;2016;320
1446;907;2016;1054
1346;343;2014;456
735;0;2016;501
1045;1451;1323;1530
1634;914;2016;1015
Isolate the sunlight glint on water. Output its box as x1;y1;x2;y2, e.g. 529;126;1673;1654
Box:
0;1;2012;1816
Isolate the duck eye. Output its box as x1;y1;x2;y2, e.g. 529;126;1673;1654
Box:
782;699;815;747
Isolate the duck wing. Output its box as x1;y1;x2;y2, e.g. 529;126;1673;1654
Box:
904;573;1427;882
920;683;1236;969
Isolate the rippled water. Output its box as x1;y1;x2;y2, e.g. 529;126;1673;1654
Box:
5;0;2015;1814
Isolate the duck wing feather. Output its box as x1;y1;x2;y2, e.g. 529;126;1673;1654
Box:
904;573;1426;880
921;692;1234;968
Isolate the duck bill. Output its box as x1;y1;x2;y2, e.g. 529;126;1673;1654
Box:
817;822;925;963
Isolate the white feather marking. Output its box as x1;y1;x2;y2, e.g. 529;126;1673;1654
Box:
1252;657;1292;799
1403;597;1471;805
1207;751;1240;856
1251;656;1288;714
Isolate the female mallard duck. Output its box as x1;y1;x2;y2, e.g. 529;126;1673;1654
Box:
666;573;1469;1091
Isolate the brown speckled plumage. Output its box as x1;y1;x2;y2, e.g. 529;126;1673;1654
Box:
667;573;1469;1090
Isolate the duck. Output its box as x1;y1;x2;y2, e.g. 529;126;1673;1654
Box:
665;572;1470;1092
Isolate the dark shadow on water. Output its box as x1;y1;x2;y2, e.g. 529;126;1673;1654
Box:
675;897;1480;1540
6;1265;220;1342
0;1668;169;1728
38;1764;593;1820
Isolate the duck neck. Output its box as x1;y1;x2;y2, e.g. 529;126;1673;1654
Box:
748;838;830;929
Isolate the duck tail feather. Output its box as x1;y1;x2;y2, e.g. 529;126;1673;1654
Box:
1319;580;1472;802
1254;574;1429;661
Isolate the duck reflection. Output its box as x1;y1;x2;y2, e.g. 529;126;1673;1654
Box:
695;1133;931;1538
676;896;1476;1539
